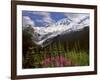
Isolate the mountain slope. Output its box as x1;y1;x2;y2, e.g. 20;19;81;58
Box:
30;16;89;47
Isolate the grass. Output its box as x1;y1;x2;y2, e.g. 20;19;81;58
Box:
23;41;89;68
65;50;89;66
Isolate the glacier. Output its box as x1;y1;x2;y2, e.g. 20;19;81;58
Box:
24;15;90;47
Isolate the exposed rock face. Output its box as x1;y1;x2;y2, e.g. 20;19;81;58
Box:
29;16;89;48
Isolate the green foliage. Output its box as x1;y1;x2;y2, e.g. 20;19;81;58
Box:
22;26;89;68
23;40;89;68
65;50;89;66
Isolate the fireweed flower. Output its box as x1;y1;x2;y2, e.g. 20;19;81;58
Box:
41;55;71;67
41;57;51;65
55;55;71;67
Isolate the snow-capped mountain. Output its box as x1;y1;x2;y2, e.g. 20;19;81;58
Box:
30;15;90;47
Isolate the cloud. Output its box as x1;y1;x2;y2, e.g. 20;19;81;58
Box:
22;16;35;28
64;13;89;22
32;12;50;17
32;12;55;24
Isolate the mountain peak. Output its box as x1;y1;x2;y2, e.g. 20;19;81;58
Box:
25;15;90;47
